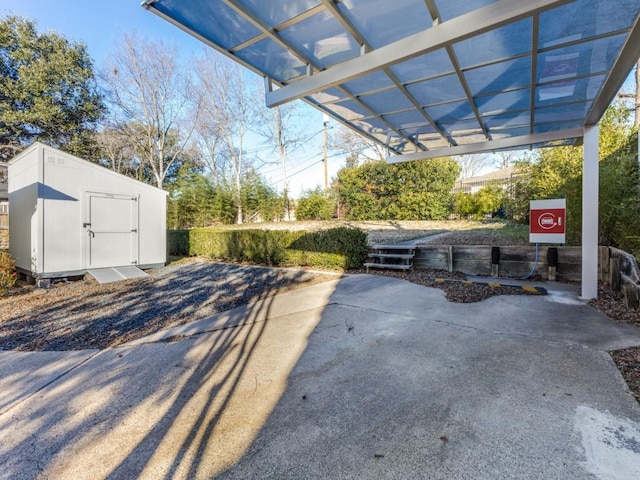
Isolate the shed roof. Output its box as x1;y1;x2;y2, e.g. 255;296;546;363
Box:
143;0;640;161
9;142;167;195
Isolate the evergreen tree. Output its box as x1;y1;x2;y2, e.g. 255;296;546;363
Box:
335;158;460;220
0;16;104;160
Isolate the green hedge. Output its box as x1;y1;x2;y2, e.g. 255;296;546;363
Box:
167;226;368;269
288;227;369;269
187;229;296;265
282;250;348;270
167;230;190;256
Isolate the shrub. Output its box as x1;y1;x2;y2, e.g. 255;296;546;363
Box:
454;192;476;218
167;230;190;256
454;187;505;219
0;250;17;295
167;226;370;269
282;250;348;270
289;227;369;269
186;229;297;265
296;188;335;220
335;158;459;220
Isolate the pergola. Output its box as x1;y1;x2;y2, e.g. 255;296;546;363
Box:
143;0;640;299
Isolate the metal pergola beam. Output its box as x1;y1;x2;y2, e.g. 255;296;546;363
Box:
219;0;428;152
585;16;640;125
386;127;583;163
266;0;572;107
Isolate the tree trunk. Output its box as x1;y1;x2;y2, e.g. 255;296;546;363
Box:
235;170;243;224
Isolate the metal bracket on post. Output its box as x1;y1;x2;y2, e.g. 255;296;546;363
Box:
491;246;500;277
264;76;273;95
547;247;558;282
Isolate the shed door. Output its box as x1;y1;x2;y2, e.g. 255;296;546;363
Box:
85;193;139;268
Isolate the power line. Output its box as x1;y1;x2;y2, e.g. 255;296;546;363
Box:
288;159;324;179
260;151;323;177
268;157;324;186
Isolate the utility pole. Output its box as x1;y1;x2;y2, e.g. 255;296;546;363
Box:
618;60;640;128
323;113;329;191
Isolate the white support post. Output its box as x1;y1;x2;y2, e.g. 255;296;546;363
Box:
581;125;599;299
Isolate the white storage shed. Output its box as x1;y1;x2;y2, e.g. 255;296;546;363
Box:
8;142;167;279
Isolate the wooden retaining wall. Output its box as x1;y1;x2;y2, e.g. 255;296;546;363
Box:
600;246;640;309
414;245;583;282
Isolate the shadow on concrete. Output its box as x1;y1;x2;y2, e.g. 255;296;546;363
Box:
0;274;338;479
2;274;640;479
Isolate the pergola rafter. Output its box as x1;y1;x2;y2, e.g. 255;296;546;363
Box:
143;0;640;299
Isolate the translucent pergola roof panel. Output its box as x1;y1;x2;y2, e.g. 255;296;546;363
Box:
336;0;434;49
464;57;532;96
239;0;322;28
390;50;455;84
278;10;361;68
143;0;640;161
433;0;500;22
453;18;533;68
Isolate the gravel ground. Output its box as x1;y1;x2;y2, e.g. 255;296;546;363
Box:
0;259;337;351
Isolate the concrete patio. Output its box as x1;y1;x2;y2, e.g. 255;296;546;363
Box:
1;274;639;479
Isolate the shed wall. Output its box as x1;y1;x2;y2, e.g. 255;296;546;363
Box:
8;147;40;273
42;149;84;273
138;192;166;266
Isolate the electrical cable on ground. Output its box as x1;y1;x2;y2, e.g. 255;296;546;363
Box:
519;242;539;280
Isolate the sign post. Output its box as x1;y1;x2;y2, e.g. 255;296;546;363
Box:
529;199;566;244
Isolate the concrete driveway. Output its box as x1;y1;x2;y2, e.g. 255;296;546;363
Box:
1;274;640;479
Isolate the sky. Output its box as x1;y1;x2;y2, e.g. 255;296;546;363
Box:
0;0;343;196
2;1;638;192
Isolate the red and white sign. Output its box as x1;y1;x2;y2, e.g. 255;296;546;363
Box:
530;199;566;244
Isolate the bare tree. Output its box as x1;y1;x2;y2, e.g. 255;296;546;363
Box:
256;101;308;219
194;52;258;224
101;33;201;189
194;112;225;186
95;127;139;176
491;150;536;170
454;154;494;179
329;125;387;164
